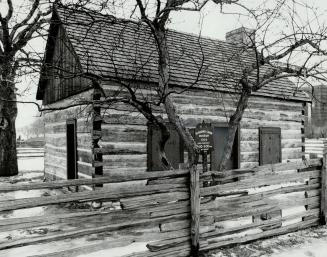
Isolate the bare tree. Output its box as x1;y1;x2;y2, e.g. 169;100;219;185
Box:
0;0;51;176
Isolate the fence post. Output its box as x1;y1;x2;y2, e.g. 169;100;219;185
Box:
321;141;327;225
190;160;200;256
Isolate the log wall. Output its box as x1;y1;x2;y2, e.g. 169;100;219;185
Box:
43;90;94;180
41;81;305;180
99;83;305;173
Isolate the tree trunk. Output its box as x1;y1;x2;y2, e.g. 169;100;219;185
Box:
157;121;173;170
0;60;18;177
219;87;251;171
154;27;200;256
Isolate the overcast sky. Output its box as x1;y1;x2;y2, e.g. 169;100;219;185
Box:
10;0;327;128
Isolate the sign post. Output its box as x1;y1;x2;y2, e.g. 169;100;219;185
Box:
194;121;213;173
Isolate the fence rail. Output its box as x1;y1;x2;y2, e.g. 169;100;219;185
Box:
305;138;327;158
17;147;44;158
1;158;326;256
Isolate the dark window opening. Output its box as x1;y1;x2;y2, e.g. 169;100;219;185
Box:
66;119;78;179
147;123;184;171
211;125;239;170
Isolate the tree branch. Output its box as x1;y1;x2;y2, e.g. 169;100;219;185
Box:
10;0;42;40
5;0;13;21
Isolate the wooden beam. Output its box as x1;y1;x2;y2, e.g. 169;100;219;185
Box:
321;150;327;224
190;164;200;256
0;213;188;250
200;218;319;251
0;169;188;192
0;184;188;212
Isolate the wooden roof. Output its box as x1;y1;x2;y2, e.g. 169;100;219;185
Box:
37;4;309;102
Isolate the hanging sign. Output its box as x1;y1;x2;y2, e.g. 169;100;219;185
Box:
194;121;213;153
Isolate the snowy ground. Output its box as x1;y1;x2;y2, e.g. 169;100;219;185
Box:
2;157;327;257
208;225;327;257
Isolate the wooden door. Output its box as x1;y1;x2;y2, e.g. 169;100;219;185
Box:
66;119;78;179
211;126;239;170
259;127;281;165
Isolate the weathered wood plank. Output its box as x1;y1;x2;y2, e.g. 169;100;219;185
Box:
190;165;200;256
0;213;188;250
0;169;189;192
200;218;319;251
201;183;320;210
321;152;327;224
201;170;321;197
201;159;322;181
0;184;188;211
200;208;319;240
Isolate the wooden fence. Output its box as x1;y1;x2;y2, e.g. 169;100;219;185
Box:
198;159;323;252
305;138;327;158
0;169;191;256
17;147;45;158
0;158;326;256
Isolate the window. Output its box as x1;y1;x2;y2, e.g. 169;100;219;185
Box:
147;123;184;171
259;127;281;165
211;125;239;170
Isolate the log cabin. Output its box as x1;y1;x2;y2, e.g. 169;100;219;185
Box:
37;4;309;182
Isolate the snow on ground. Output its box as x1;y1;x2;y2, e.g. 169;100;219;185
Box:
18;156;44;172
78;242;150;257
209;226;327;257
269;240;327;257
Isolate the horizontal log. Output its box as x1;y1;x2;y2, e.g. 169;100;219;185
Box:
28;237;137;257
120;192;190;210
160;220;190;232
201;159;322;181
0;213;188;250
200;183;320;209
200;218;319;251
147;177;189;185
0;184;188;211
200;208;319;240
95;142;146;155
146;236;190;252
201;170;321;197
201;204;281;223
0;169;189;192
121;244;191;257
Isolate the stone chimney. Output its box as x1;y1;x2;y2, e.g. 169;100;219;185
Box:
225;27;255;48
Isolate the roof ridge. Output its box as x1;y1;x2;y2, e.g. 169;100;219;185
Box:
54;3;232;47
